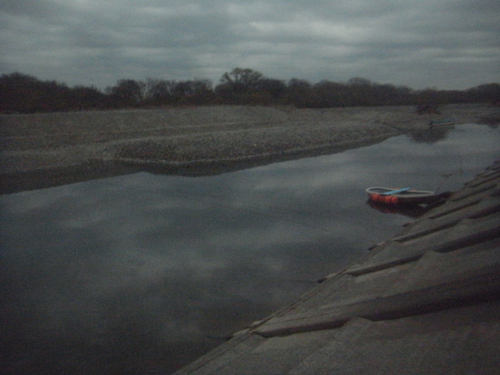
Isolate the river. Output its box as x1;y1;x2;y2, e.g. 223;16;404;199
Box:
1;123;499;374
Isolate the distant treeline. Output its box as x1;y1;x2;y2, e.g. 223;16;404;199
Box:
1;68;499;113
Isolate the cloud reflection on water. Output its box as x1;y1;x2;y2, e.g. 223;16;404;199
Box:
1;124;499;374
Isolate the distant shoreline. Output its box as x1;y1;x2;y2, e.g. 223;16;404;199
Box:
1;103;498;194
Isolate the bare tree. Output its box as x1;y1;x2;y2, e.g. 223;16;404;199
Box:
217;68;264;94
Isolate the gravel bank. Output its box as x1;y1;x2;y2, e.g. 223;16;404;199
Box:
1;103;498;193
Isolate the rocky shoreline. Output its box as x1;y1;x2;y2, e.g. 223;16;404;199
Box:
1;103;498;194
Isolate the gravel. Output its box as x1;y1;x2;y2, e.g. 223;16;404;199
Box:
1;104;498;193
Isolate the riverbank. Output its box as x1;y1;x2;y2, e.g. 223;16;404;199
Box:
1;103;498;193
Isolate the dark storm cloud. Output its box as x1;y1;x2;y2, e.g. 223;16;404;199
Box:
1;0;499;89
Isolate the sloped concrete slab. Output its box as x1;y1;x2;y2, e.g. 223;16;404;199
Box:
288;302;500;375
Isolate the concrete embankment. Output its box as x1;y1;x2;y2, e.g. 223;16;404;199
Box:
173;160;500;375
1;103;498;193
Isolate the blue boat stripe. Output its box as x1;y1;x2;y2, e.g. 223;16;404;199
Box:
382;188;411;195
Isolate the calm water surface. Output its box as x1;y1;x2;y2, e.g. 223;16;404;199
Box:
1;124;499;374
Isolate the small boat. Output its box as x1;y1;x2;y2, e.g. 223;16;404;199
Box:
366;187;437;204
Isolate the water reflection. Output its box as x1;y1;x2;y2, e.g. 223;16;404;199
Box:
1;124;499;374
407;126;452;144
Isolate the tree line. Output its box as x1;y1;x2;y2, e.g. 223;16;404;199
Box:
1;68;499;113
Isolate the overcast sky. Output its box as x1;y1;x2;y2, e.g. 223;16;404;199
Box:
1;0;499;90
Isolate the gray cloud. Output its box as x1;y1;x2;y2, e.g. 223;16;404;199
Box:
1;0;499;89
